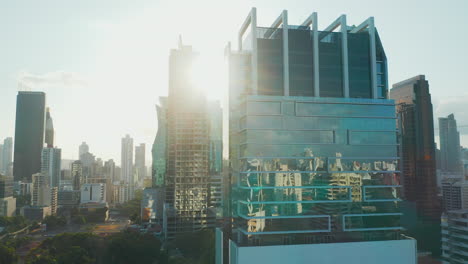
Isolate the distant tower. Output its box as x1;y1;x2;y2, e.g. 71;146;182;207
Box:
45;108;54;148
152;97;168;187
121;135;134;184
71;160;83;191
13;91;46;182
79;142;89;159
2;138;13;176
439;114;463;174
135;143;146;182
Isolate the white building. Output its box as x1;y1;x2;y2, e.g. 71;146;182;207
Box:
32;173;51;207
441;178;468;211
0;197;16;217
80;183;106;204
41;147;62;188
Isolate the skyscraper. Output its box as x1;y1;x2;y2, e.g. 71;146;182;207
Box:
390;75;441;254
121;135;134;184
439;114;463;174
41;147;62;188
152;97;168;187
13;91;46;182
31;172;50;207
135;143;146;182
104;159;116;182
163;40;214;239
219;9;415;264
208;101;223;212
71;160;83;191
79;142;89;159
45;108;54;148
0;144;3;174
2;138;13;176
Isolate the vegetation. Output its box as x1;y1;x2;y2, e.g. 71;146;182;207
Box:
116;189;143;224
104;231;162;264
0;215;29;233
27;233;102;264
42;215;67;230
171;229;215;264
0;243;16;264
23;228;215;264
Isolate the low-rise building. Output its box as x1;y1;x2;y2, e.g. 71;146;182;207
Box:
0;196;16;217
80;183;105;204
58;190;80;208
21;206;51;221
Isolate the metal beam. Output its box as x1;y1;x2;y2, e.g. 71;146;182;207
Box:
301;12;320;97
322;15;349;97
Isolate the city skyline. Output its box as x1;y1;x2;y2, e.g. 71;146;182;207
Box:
1;0;467;161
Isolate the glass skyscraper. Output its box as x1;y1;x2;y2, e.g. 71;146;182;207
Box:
439;114;463;174
390;75;441;254
218;9;415;264
13;91;46;183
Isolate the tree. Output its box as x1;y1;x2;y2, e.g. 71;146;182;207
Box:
42;215;66;230
172;229;215;264
105;231;162;264
0;244;16;264
26;233;102;264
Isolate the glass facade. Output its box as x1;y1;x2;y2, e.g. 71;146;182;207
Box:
242;26;388;99
152;97;167;187
227;12;400;249
229;96;401;246
319;32;344;97
13;92;46;182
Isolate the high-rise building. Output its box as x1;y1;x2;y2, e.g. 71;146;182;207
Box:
2;138;13;176
208;101;223;213
152;97;168;187
45;108;54;148
104;159;116;182
80;151;95;180
218;9;416;264
79;142;89;159
0;144;3;174
71;160;83;191
41;147;62;188
439;114;463;174
163;40;215;239
441;210;468;263
390;75;441;253
121;135;134;185
441;178;468;211
13;91;46;182
0;177;16;217
31;172;50;207
135;143;147;182
0;175;13;198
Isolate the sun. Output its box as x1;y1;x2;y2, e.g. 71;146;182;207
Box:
190;53;227;102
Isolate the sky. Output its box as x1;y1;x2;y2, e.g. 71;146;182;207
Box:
1;0;468;164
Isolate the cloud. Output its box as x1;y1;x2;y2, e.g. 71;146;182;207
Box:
434;94;468;135
17;71;87;90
